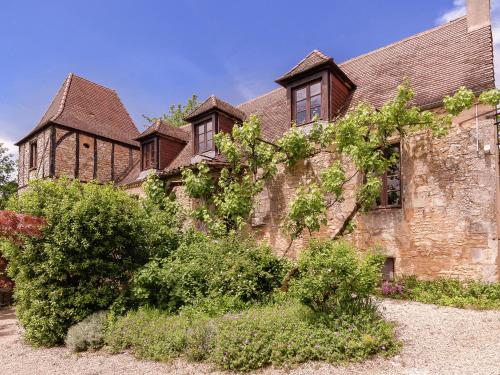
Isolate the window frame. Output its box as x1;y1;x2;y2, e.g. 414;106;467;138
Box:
292;79;323;125
141;139;156;170
376;143;402;209
195;118;215;154
29;141;37;170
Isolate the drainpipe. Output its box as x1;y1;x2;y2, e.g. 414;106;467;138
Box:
476;103;479;153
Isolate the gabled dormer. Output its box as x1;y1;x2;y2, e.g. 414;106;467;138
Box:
275;50;355;125
135;120;189;171
184;95;246;160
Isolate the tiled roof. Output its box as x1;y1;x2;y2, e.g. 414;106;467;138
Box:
16;74;140;146
184;95;246;121
132;17;497;179
275;49;331;83
136;119;189;143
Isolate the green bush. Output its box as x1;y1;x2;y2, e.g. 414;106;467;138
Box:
65;311;107;352
3;178;149;346
289;240;384;315
105;307;189;361
130;233;290;312
382;276;500;310
105;300;399;372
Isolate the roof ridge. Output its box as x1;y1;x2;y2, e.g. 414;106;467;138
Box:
340;16;467;66
283;49;331;76
50;73;73;123
236;87;283;108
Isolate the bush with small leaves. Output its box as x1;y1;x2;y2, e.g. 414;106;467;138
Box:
65;311;108;352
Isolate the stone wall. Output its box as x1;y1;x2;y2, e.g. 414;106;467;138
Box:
252;105;499;282
17;127;52;189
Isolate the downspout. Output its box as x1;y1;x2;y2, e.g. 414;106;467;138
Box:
476;103;479;152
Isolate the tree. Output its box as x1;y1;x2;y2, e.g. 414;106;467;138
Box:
143;94;199;127
181;83;500;241
0;143;17;209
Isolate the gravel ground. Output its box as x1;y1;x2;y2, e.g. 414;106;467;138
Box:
1;299;499;375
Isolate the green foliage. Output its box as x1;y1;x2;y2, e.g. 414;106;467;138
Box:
129;233;290;312
381;276;500;310
142;94;199;127
290;240;385;315
3;178;149;346
142;173;182;258
0;142;17;209
105;301;399;371
106;307;189;361
65;311;107;352
180;83;498;241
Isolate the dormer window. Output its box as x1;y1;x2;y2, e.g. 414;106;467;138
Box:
293;80;322;124
195;119;214;153
141;140;156;170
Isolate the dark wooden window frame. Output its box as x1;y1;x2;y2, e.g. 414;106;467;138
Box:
288;70;330;125
377;143;402;209
141;139;156;170
29;141;37;170
194;117;215;154
292;79;322;125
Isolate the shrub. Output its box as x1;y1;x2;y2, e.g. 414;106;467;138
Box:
381;276;500;310
211;302;398;371
130;233;290;312
3;178;149;346
289;240;384;315
105;300;399;372
65;311;107;352
105;307;189;361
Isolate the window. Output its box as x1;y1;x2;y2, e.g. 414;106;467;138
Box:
195;119;213;153
293;80;322;124
382;257;395;281
376;144;401;208
29;141;37;169
142;140;156;170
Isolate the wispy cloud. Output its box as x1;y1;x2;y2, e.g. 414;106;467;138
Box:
438;0;500;85
437;0;466;24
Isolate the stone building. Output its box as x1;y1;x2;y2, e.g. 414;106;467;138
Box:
17;0;499;281
16;74;141;190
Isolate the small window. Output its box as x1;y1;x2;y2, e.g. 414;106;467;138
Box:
29;141;37;169
382;257;395;281
293;80;322;125
376;144;401;208
141;140;156;170
195;119;214;153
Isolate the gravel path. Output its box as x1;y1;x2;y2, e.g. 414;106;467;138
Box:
1;299;499;375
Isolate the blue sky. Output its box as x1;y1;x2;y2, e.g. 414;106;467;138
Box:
0;0;498;155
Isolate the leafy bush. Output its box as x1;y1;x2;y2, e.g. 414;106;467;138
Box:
130;233;290;312
105;307;189;361
381;276;500;310
65;311;107;352
3;178;149;346
105;300;399;371
289;240;384;315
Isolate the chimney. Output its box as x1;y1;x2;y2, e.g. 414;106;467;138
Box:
466;0;491;32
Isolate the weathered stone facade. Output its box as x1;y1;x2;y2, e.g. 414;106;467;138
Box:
247;105;499;282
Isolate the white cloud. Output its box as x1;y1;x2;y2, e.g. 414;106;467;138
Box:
438;0;500;86
437;0;466;24
0;136;17;159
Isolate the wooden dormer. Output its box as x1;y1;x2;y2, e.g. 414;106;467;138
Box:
275;50;355;124
135;120;189;171
184;95;246;159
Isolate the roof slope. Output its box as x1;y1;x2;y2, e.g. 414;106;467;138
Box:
136;119;190;142
184;95;246;121
17;74;140;146
276;49;331;83
237;17;494;142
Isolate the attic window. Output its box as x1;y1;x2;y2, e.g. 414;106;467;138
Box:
293;80;322;125
195;119;214;153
